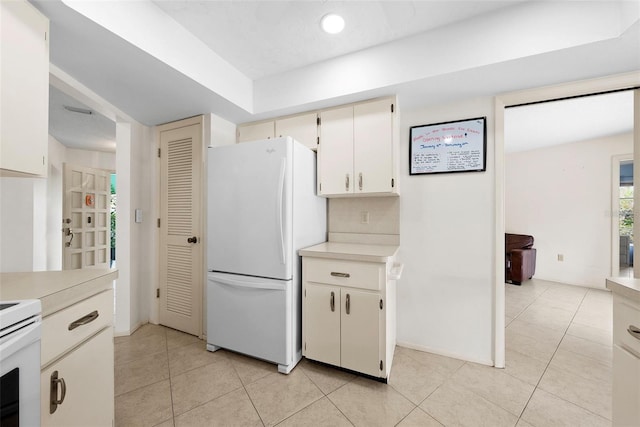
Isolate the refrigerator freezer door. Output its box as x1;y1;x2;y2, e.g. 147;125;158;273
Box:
207;138;293;280
206;272;293;369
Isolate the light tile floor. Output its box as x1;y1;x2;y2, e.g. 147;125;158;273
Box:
115;278;612;426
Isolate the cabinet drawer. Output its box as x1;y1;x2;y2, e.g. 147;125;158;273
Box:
305;258;384;291
613;295;640;356
41;290;113;367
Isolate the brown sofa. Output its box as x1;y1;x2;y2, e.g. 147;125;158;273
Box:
505;233;536;285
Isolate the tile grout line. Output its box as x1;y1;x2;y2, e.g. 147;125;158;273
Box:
406;358;469;427
513;287;589;424
271;367;338;427
163;329;177;427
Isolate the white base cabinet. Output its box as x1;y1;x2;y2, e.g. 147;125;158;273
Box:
40;289;114;427
41;328;114;427
611;292;640;426
302;255;396;379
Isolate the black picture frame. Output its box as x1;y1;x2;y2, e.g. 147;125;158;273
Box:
409;116;487;175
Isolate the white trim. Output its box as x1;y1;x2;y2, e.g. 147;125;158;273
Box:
611;154;634;278
493;97;506;369
495;71;640;370
396;341;493;367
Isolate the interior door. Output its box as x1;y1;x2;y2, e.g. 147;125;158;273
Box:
159;117;204;337
62;164;111;269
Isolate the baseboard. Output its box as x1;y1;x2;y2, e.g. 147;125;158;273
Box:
396;340;495;367
113;320;146;337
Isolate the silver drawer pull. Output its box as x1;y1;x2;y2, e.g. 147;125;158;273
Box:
68;310;99;331
331;272;350;278
628;325;640;341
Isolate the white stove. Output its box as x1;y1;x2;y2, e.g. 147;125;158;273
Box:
0;299;42;427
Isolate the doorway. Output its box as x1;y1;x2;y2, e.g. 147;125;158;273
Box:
618;160;633;277
496;78;638;369
110;173;116;267
62;164;112;270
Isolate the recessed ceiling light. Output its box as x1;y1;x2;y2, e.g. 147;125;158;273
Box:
321;13;345;34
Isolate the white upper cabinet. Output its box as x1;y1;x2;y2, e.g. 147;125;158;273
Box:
275;112;318;151
318;106;354;196
0;0;49;177
237;121;275;143
236;97;399;198
237;112;319;151
318;97;398;197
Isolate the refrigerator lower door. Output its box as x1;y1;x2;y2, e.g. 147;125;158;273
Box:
206;272;299;373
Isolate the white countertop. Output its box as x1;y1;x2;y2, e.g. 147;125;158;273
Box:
0;268;118;316
299;242;399;263
606;276;640;303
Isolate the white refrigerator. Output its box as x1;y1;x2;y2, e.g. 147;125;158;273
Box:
206;136;326;373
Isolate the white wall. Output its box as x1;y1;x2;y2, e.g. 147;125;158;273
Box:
397;97;495;365
0;177;41;272
506;133;633;288
0;137;116;273
127;121;155;333
47;137;66;270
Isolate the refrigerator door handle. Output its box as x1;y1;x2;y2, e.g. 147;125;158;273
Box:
209;275;286;291
277;158;286;265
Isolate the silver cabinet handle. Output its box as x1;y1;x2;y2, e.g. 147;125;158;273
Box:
50;370;66;414
331;272;350;278
345;293;350;315
628;325;640;341
359;172;363;191
68;310;99;331
330;291;335;312
345;174;350;191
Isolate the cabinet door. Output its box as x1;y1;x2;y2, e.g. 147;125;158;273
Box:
354;99;394;194
276;113;318;151
341;289;380;377
613;344;640;426
0;0;49;176
237;121;275;142
318;106;354;196
304;283;340;366
41;328;114;427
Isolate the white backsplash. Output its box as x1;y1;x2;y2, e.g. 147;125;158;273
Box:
328;197;400;244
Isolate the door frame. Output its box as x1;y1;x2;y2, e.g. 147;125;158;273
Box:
494;71;640;369
156;115;206;338
61;163;112;270
611;154;634;278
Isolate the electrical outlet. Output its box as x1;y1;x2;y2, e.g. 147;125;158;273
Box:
557;254;564;262
360;211;370;224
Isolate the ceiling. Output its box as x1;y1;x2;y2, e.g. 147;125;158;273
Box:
33;0;639;153
504;90;635;153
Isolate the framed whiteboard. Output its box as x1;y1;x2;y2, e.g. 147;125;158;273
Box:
409;117;487;175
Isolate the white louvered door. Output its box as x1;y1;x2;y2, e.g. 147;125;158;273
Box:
159;117;204;337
